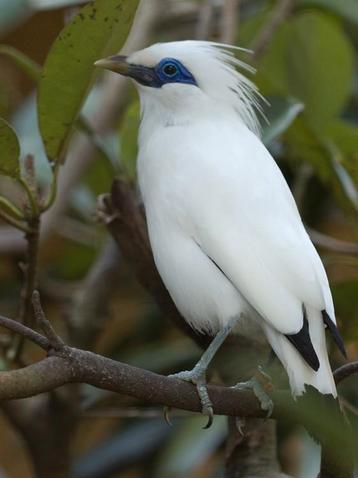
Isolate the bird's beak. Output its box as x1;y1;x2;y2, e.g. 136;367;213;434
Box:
94;55;130;75
95;55;159;87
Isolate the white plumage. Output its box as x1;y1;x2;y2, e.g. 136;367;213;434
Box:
97;40;345;401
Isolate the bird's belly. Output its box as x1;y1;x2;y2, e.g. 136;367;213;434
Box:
148;222;246;335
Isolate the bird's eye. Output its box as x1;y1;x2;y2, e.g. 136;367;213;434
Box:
162;63;178;77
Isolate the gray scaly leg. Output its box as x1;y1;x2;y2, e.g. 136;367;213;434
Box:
166;316;239;428
232;366;274;418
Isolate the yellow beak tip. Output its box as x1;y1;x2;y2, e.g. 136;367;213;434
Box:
94;59;108;68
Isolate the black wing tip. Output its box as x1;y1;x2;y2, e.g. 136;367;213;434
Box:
285;312;320;371
322;310;347;358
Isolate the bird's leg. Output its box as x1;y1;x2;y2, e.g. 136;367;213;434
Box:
232;365;274;418
167;317;239;428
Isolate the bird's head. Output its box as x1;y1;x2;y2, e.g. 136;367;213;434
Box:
95;41;262;135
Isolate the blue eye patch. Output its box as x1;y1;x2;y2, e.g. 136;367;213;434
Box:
154;58;197;87
123;57;197;88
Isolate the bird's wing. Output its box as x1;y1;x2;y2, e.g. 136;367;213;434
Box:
189;129;334;336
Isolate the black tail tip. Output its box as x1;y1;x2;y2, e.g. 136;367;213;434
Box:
322;310;347;358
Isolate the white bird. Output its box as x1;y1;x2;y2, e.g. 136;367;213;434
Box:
95;41;346;423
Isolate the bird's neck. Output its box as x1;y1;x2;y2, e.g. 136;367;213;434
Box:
137;87;237;146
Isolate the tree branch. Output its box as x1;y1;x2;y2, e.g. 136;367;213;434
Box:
333;361;358;385
0;314;49;351
220;0;240;44
252;0;295;61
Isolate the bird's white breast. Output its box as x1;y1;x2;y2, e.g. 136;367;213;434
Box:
137;115;253;334
137;109;329;337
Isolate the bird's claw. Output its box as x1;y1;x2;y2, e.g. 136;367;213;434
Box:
163;405;173;426
167;368;214;428
235;416;246;436
232;369;274;419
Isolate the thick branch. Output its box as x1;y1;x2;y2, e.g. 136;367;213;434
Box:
0;347;271;417
0;310;356;478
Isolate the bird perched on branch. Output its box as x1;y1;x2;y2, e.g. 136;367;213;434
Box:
95;41;346;426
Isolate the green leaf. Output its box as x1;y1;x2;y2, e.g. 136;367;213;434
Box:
324;120;358;158
325;140;358;210
284;117;331;180
0;80;10;118
298;0;358;24
38;0;139;163
284;117;358;211
0;44;41;82
286;12;353;128
262;96;304;145
254;12;353;129
324;121;358;184
332;280;358;342
0;117;21;178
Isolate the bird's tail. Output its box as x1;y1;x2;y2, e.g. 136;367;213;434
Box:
263;306;336;397
264;307;354;477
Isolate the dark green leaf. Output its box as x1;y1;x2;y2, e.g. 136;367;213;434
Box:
38;0;139;163
0;117;21;178
254;12;353;129
298;0;358;24
286;12;353;128
332;280;358;341
326;141;358;210
0;44;41;82
324;120;358;158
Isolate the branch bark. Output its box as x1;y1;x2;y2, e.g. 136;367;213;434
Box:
0;316;356;448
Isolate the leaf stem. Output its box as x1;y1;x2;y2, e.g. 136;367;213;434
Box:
0;208;30;233
17;178;39;216
42;162;59;211
0;196;24;220
9;215;41;361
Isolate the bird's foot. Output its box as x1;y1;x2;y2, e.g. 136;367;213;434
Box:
232;367;274;418
165;367;214;429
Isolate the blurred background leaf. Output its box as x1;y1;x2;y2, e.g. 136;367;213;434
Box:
0;117;20;178
38;0;139;162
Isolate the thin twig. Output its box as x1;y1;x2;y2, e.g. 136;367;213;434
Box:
308;228;358;255
0;209;30;233
195;0;215;40
32;290;64;351
333;362;358;385
339;397;358;417
0;314;49;351
220;0;240;44
252;0;295;61
70;238;122;348
10;215;41;360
